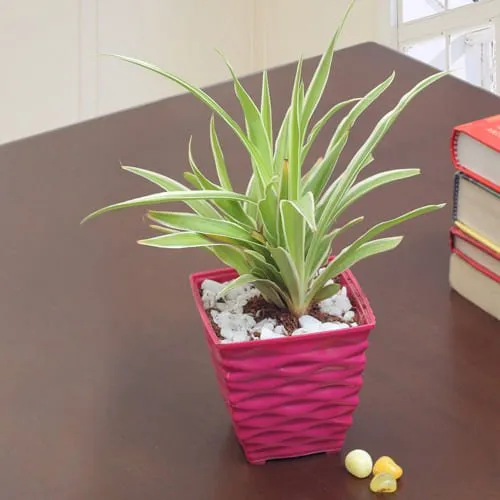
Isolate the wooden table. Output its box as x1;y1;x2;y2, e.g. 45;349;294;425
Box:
0;43;498;499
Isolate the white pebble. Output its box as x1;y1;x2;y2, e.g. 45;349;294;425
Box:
343;310;355;322
292;328;310;335
201;279;224;294
350;322;358;327
260;326;284;340
319;287;352;317
298;315;322;330
273;325;287;336
250;318;276;333
213;311;256;331
319;322;347;331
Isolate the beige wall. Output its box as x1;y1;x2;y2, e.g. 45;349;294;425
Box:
0;0;386;145
254;0;379;69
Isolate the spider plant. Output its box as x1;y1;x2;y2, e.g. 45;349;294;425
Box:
83;1;445;317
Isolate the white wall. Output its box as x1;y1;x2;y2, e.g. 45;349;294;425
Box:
0;0;384;145
254;0;379;69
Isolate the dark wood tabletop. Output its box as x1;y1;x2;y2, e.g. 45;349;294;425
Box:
0;42;499;500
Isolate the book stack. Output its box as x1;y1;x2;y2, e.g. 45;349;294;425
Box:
449;115;500;320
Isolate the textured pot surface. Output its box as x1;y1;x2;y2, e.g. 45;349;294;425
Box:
190;266;376;464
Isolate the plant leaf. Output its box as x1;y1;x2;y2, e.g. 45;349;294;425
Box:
306;236;403;303
273;109;290;174
188;137;254;227
122;166;220;219
217;274;260;299
301;0;355;132
302;131;349;200
138;232;225;249
280;200;305;276
312;283;341;302
147;211;257;243
317;71;446;236
217;51;273;181
301;97;360;165
288;191;316;232
258;179;279;245
287;58;303;200
82;190;252;223
269;246;302;309
208;246;251;274
209;116;232;190
108;53;267;184
333;168;421;218
261;70;273;145
309;202;445;298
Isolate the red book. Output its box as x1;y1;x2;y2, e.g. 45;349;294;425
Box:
449;226;500;283
451;115;500;193
449;226;500;320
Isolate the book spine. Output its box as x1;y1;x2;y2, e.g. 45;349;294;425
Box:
452;172;460;222
450;129;460;169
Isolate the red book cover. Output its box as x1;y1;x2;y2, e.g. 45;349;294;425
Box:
451;114;500;192
450;226;500;284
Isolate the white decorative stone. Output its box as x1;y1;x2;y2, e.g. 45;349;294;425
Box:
212;311;256;331
202;291;217;310
260;326;284;340
343;310;355;322
201;279;224;295
298;315;322;330
251;318;276;333
273;325;287;336
319;286;352;317
319;321;347;331
292;328;310;335
351;322;358;327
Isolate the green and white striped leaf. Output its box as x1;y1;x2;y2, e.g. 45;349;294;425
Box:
108;53;268;184
209;116;232;190
122;166;220;219
312;282;341;303
208;246;251;275
301;0;355;132
302;131;349;200
287;57;303;200
332;168;421;219
82;189;252;223
288;191;316;232
188;138;254;227
261;70;273;145
273;109;290;173
306;236;403;303
301;98;360;165
269;246;303;310
308;202;445;298
138;232;225;249
147;211;256;243
280;200;305;275
218;52;273;180
317;71;446;236
217;274;260;299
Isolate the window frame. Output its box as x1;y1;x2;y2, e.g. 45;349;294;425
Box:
395;0;500;91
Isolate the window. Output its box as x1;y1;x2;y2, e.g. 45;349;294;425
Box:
397;0;500;93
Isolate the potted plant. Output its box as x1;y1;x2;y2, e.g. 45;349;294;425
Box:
83;2;444;464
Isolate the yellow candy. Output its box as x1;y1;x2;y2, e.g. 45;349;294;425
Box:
344;449;373;479
370;472;398;493
373;456;403;479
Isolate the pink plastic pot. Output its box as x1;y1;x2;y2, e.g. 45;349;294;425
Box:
189;265;376;465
